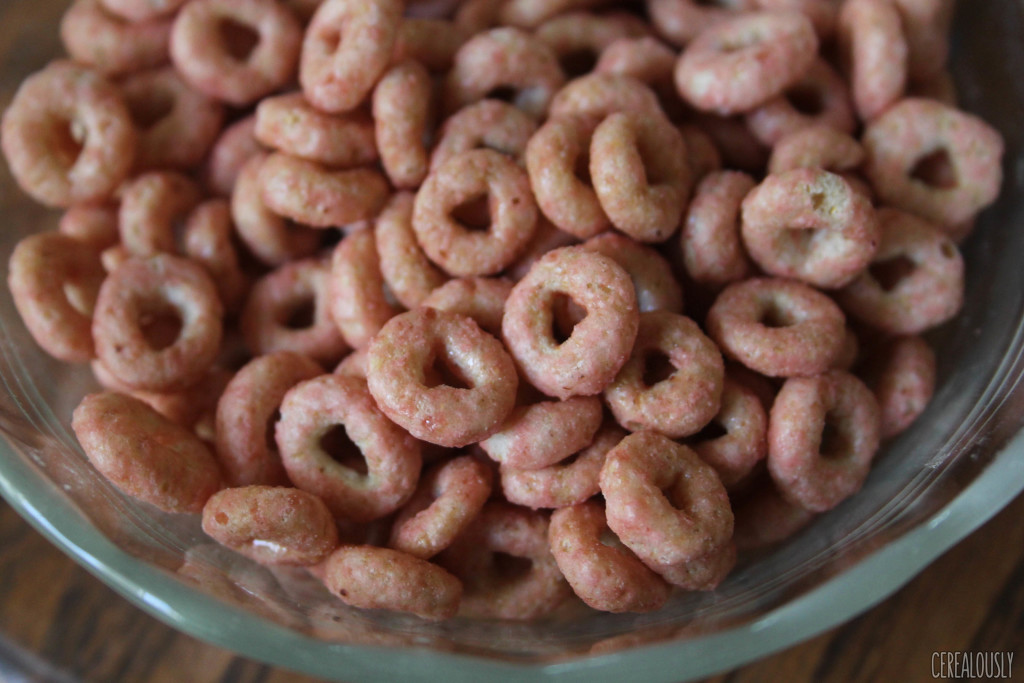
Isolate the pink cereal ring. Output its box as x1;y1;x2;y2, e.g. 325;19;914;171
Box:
453;0;502;34
596;36;676;85
388;455;493;559
502;246;639;399
412;149;538;277
534;12;650;79
258;152;390;229
120;66;225;173
241;256;348;365
498;0;612;28
689;111;770;174
732;474;815;550
504;217;580;281
327;229;401;349
254;93;378;168
419;276;513;337
299;0;404;114
438;501;569;620
745;58;856;147
100;0;186;21
321;545;462;620
548;73;664;130
584;230;684;313
691;374;768;488
892;0;953;81
681;170;756;289
61;0;172;77
367;307;518;447
647;0;758;47
644;539;736;590
431;99;538;172
8;231;105;363
757;0;839;37
203;115;262;198
93;254;223;392
673;10;819;116
549;500;671;613
837;0;908;121
118;171;203;257
525;116;611;240
479;396;603;470
740;168;881;289
182;199;249;312
768;124;866;175
500;422;625;509
214;351;323;487
202;485;339;565
679;123;724;183
120;367;231;444
443;27;566;118
861;98;1004;228
1;61;136;208
334;347;369;380
605;311;725;439
59;203;120;250
170;0;303;106
767;369;881;512
705;277;846;378
373;60;433;190
392;19;469;73
72;392;223;513
835;208;963;335
599;430;734;566
375;193;449;309
590;111;691;243
230;153;321;267
864;334;936;439
276;373;422;521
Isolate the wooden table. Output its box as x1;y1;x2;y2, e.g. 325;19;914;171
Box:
1;489;1022;683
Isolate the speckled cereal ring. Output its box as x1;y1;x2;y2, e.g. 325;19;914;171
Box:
100;0;185;21
374;193;448;309
767;369;881;512
241;256;347;365
120;67;224;172
254;93;378;168
431;100;538;172
117;367;231;445
679;123;724;183
299;0;404;113
391;18;468;73
548;73;664;129
498;0;611;28
861;98;1004;228
835;207;963;335
413;149;538;277
420;277;512;337
647;0;758;47
230;153;321;266
643;539;736;590
534;12;650;79
691;374;768;488
118;171;203;257
740;168;880;289
182;199;249;312
259;152;390;229
673;10;819;116
8;231;105;363
93;254;223;391
443;27;565;118
204;116;262;198
767;124;865;176
276;373;422;521
389;455;493;559
600;430;734;566
680;170;756;289
333;348;368;379
505;217;580;281
605;311;724;438
327;229;401;349
502;246;639;399
438;501;569;619
321;545;462;620
757;0;839;38
892;0;953;81
1;61;136;208
590;111;691;243
525;116;610;239
367;307;518;447
705;277;846;377
202;486;339;565
373;60;433;190
745;58;856;147
863;334;936;439
595;36;676;85
72;391;223;513
500;422;625;509
479;396;603;470
549;500;671;613
170;0;303;106
61;0;172;76
582;232;684;314
836;0;908;122
59;203;120;250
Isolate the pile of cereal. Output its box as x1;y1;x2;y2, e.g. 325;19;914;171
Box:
1;0;1003;621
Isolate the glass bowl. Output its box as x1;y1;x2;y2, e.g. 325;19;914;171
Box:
2;1;1024;681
